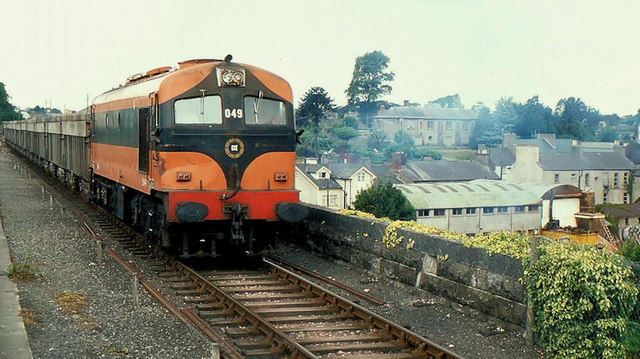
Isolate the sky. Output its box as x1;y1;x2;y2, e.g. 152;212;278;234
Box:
0;0;638;115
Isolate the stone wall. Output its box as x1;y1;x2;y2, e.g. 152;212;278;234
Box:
286;205;527;325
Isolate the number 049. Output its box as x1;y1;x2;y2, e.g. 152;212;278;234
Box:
224;108;243;118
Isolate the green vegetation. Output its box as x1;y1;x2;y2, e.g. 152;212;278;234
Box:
345;50;395;127
5;257;37;281
295;86;336;159
343;210;640;358
0;82;21;122
469;95;640;149
353;182;416;221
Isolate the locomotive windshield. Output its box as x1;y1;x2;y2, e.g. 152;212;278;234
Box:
244;96;287;126
174;95;222;124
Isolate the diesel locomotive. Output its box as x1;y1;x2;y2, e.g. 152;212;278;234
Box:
4;56;307;257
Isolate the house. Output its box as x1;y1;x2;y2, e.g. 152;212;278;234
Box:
295;164;345;209
484;133;637;204
373;105;478;147
396;179;582;235
323;163;377;208
374;157;499;184
295;163;377;209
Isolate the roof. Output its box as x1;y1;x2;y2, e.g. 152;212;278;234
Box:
396;160;499;182
375;106;478;121
488;147;515;167
324;163;375;179
602;203;640;219
295;165;342;190
539;151;637;171
396;179;581;209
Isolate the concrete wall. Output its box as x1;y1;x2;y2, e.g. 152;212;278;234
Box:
288;205;527;325
416;207;542;235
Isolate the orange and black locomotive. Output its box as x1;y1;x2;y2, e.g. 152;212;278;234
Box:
5;56;307;257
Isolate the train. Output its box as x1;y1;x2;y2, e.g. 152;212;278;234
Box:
3;56;307;258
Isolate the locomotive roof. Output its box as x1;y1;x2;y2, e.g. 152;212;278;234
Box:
92;60;292;109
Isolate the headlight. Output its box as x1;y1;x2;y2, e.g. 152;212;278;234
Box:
217;67;245;87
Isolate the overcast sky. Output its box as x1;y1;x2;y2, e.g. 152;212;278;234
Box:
1;0;638;115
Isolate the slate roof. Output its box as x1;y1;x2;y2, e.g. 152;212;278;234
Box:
296;165;342;189
539;151;637;171
397;179;580;209
394;160;499;183
601;203;640;219
375;106;478;120
324;163;372;179
488;147;515;167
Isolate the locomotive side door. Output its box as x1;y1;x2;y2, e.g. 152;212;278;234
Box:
138;107;150;173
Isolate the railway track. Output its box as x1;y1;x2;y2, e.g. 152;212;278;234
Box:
8;148;462;359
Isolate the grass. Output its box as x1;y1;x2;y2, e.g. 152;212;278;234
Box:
55;292;87;314
19;308;37;326
436;148;474;161
5;257;37;281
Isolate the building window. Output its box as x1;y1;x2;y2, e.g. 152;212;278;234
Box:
417;209;430;217
528;205;540;212
452;208;463;216
604;192;608;203
624;192;630;204
320;172;327;178
554;173;560;183
329;195;338;206
624;172;629;184
428;135;433;140
614;173;619;187
497;206;508;214
357;172;365;182
514;206;526;213
585;173;590;186
427;121;434;130
433;209;446;217
466;208;476;215
322;195;327;204
482;207;494;214
446;121;452;130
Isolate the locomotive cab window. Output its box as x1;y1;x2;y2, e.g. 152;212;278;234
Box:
244;96;286;125
174;95;222;124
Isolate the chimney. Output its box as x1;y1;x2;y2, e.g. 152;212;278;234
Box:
503;133;517;151
403;100;410;107
391;152;406;169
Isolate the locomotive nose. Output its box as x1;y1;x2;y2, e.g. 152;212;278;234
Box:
276;202;308;223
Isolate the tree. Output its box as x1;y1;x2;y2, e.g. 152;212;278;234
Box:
0;82;20;122
513;95;555;138
353;182;416;221
429;94;463;108
555;97;600;140
296;87;336;159
345;50;395;127
469;106;501;149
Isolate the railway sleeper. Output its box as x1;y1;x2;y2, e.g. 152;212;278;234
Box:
214;279;288;287
276;322;365;333
243;298;324;309
293;333;393;345
252;305;336;316
263;313;350;323
305;340;402;353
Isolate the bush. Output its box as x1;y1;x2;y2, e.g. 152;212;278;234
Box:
524;243;637;358
620;240;640;262
353;182;416;221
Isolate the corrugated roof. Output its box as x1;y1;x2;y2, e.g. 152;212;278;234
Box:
375;106;478;120
396;179;580;209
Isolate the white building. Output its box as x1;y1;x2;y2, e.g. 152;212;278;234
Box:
396;179;582;235
295;163;377;209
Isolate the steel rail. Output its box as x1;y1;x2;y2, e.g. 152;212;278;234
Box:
264;259;463;359
166;259;320;359
266;254;386;305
